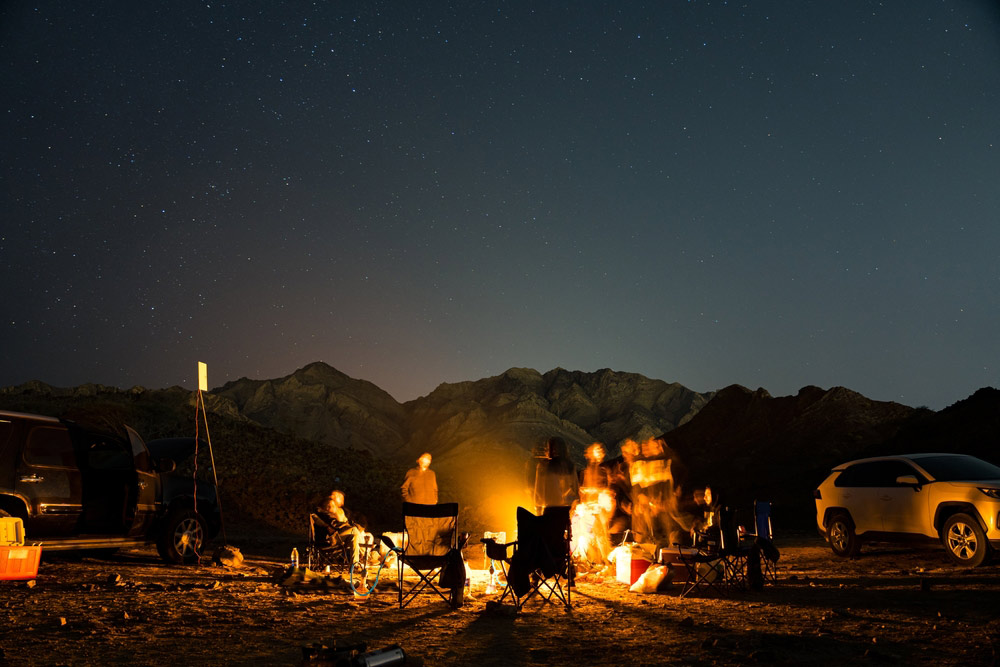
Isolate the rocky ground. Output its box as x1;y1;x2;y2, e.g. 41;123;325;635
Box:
2;534;1000;666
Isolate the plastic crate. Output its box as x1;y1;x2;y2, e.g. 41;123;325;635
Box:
0;517;25;546
0;545;41;580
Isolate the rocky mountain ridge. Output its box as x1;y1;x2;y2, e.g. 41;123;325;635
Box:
3;365;998;532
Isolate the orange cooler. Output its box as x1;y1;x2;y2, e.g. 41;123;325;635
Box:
0;545;41;580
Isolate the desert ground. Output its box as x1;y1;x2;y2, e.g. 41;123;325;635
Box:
2;534;1000;666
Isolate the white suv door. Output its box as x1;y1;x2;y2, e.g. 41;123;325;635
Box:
872;460;932;536
830;461;883;533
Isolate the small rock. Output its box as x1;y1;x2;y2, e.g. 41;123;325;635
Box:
213;545;244;568
24;580;36;589
106;573;122;586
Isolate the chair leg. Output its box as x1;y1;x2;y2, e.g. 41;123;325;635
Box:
397;555;404;608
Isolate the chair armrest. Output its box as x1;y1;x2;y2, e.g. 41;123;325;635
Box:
481;538;517;561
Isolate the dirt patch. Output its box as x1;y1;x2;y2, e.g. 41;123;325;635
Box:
2;536;1000;666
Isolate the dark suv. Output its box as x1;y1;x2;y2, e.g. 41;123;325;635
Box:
0;410;220;563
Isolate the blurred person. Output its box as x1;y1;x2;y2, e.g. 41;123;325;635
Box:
574;443;615;563
533;437;579;513
401;452;438;504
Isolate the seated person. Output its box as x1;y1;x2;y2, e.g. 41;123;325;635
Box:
314;490;369;564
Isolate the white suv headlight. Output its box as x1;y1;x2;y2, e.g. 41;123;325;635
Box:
978;487;1000;499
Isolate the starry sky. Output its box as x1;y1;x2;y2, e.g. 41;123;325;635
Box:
3;1;999;410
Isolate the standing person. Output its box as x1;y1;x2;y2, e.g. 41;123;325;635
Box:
401;452;438;504
533;436;580;513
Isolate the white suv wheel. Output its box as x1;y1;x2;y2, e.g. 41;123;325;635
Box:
941;513;989;567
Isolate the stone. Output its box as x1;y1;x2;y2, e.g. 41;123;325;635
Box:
212;545;244;568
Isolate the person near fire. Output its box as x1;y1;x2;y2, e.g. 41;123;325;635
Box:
574;442;615;563
533;436;579;513
401;451;438;504
313;490;368;565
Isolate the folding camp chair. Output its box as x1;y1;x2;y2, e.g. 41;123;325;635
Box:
397;502;461;609
674;541;726;598
674;507;750;597
717;507;752;592
751;500;778;583
485;506;572;611
481;533;518;607
306;513;354;573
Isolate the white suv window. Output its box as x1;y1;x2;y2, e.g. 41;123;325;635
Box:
835;460;924;487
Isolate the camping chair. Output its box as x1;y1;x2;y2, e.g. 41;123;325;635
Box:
674;507;749;598
750;500;778;583
397;502;461;609
717;507;753;593
307;513;354;573
673;540;727;599
487;506;572;611
481;533;518;607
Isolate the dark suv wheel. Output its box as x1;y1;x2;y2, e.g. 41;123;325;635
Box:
827;511;860;558
941;513;989;567
156;509;207;564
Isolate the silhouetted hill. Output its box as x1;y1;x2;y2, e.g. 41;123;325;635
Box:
877;387;1000;460
402;366;710;532
4;368;997;535
662;384;918;526
213;361;408;459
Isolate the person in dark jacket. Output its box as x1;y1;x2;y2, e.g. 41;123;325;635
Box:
401;452;438;504
533;437;579;513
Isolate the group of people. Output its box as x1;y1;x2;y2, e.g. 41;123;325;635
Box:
314;438;712;570
312;451;439;564
531;435;716;565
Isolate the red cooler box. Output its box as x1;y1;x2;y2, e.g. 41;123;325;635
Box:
0;545;42;580
615;544;652;585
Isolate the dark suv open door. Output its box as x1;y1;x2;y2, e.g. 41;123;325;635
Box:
124;426;160;537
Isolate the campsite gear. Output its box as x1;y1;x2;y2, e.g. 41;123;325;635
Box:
397;502;462;608
354;645;406;667
491;505;573;611
629;563;672;593
0;517;25;546
290;548;299;568
0;545;41;581
611;541;653;585
657;546;702;583
0;519;40;581
0;516;41;581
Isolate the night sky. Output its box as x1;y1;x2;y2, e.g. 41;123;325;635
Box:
3;2;999;410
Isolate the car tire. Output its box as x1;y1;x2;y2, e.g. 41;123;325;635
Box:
941;513;989;567
157;509;207;564
827;512;860;558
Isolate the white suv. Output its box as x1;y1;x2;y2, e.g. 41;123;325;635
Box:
814;453;1000;566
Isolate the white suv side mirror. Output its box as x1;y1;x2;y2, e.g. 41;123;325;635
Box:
896;474;920;488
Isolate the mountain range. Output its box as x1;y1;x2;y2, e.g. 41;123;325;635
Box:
3;363;998;533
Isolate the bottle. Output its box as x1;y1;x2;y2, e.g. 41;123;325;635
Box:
290;547;299;569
